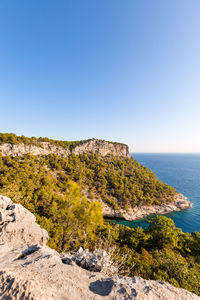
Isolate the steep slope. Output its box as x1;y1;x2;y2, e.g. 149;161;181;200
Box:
0;195;198;300
0;152;191;223
0;133;191;225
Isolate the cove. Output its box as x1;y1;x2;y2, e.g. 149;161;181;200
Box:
110;153;200;233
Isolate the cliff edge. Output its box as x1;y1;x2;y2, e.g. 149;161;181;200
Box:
0;138;130;158
0;195;198;300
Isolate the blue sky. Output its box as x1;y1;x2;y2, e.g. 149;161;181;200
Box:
0;0;199;152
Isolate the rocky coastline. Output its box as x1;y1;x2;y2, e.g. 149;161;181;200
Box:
102;193;192;221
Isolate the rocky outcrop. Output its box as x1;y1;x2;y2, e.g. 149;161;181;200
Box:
0;195;198;300
0;195;48;250
102;194;192;221
69;247;118;274
0;139;130;158
71;139;130;158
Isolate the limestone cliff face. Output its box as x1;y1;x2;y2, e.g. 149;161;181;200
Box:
0;142;71;157
0;139;130;158
72;139;130;157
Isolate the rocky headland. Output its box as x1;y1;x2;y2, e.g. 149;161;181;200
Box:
0;195;198;300
102;193;192;221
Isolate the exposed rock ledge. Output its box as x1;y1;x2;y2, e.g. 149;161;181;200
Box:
102;194;192;221
0;139;130;158
0;195;198;300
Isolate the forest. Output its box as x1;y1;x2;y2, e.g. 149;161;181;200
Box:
0;150;199;295
0;152;176;211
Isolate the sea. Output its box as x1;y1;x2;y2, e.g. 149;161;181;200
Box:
112;153;200;233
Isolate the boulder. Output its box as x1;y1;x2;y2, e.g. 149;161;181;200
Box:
0;195;48;250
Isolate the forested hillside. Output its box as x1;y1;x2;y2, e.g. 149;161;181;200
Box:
1;136;199;296
0;151;176;248
0;153;176;212
0;151;177;249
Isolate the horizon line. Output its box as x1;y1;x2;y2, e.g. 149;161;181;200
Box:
131;152;200;154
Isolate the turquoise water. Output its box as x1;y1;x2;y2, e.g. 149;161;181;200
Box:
112;154;200;233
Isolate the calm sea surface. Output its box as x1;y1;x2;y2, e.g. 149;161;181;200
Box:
113;154;200;233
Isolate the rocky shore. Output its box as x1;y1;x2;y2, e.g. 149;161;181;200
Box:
102;193;192;221
0;195;198;300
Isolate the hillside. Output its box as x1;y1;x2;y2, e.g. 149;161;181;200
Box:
0;148;178;210
0;133;191;223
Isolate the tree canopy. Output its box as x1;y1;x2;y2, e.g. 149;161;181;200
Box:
0;151;199;295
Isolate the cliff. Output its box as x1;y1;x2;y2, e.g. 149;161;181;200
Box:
0;138;130;158
71;139;130;157
0;142;71;157
0;195;198;300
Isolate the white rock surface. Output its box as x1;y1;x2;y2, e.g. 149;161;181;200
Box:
0;195;48;250
0;195;199;300
0;142;70;157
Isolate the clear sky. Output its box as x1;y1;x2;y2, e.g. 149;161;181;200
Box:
0;0;200;152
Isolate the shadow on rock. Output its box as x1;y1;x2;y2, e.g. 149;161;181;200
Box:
89;279;114;296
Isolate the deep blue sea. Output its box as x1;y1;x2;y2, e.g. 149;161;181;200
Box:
113;153;200;233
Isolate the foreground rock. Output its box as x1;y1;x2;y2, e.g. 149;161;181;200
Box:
103;193;192;221
0;195;48;250
0;195;198;300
